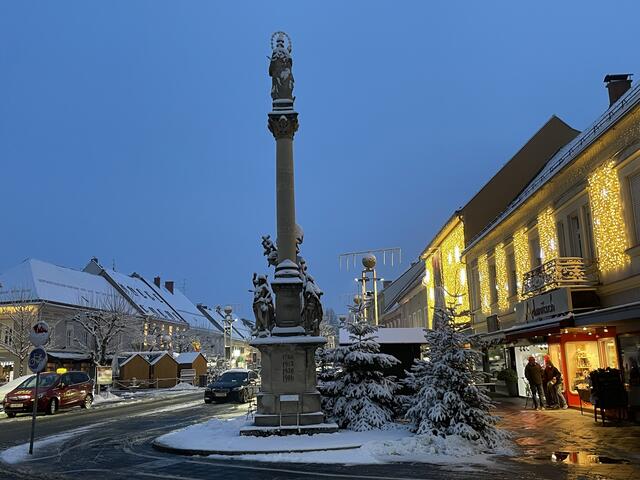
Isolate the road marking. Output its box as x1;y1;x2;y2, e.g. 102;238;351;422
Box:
137;458;185;470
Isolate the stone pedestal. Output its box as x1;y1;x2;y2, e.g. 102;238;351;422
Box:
246;336;325;430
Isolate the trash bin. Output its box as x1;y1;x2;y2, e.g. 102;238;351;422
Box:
198;374;208;388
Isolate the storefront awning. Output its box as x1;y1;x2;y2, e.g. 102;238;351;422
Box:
573;301;640;327
502;314;574;342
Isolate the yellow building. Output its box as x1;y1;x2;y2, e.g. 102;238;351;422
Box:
464;75;640;410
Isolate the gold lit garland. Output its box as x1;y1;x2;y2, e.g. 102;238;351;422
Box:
538;207;558;262
587;160;629;274
439;222;469;322
494;243;509;311
513;227;529;300
422;257;435;329
478;253;490;314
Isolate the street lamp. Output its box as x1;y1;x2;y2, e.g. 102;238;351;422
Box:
223;305;235;367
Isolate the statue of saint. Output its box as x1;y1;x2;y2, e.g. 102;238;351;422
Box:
252;273;275;336
261;234;278;267
269;32;295;101
302;274;323;336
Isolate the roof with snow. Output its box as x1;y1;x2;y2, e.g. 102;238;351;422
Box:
465;82;640;253
0;258;122;308
339;327;427;345
142;278;218;332
196;304;252;340
176;352;206;364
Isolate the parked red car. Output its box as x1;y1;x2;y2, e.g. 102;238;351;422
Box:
3;371;94;417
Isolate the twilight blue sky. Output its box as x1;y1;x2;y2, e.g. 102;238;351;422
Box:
1;1;639;318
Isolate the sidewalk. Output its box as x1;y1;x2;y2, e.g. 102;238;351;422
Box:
494;395;640;479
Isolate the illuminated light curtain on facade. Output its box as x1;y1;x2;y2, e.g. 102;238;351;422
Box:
494;243;509;311
439;222;469;322
422;257;435;329
587;159;629;274
513;227;530;300
478;253;490;314
538;207;558;262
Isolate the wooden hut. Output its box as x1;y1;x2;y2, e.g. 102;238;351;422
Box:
117;354;150;388
147;352;179;388
176;352;207;385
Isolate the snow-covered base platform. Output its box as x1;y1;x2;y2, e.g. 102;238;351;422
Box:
239;422;338;437
153;416;409;457
153;416;510;465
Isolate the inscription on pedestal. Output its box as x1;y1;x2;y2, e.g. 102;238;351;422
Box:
282;353;295;383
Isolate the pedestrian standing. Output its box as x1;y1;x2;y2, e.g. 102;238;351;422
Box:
524;356;546;410
543;357;568;409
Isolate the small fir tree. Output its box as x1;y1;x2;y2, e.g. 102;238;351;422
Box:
316;346;339;416
322;315;401;431
405;299;502;448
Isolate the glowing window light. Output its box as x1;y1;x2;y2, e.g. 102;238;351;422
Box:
587;160;629;275
439;222;469;323
494;243;509;311
478;253;490;314
513;228;530;300
538;207;558;261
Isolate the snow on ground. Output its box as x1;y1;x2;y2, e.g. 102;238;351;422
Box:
167;382;200;391
93;391;124;405
156;416;511;465
1;424;104;464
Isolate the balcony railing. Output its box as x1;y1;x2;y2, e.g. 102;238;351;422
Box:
521;257;597;298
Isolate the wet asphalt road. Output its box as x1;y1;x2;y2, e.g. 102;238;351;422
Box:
0;393;637;480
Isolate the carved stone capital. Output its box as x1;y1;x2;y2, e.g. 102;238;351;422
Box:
268;113;299;140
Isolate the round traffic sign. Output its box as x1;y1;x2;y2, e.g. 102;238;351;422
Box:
28;347;48;373
29;321;50;347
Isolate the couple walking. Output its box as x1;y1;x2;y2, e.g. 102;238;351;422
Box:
524;355;568;410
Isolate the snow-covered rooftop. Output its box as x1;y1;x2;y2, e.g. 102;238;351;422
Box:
0;259;122;308
176;351;205;364
339;327;427;345
465;82;640;253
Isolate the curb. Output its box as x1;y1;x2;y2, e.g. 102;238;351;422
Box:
152;440;361;457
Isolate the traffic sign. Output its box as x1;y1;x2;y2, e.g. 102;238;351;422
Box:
29;321;50;347
28;347;47;374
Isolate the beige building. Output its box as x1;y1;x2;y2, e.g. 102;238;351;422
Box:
379;260;427;328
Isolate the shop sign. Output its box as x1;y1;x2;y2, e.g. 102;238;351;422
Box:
516;288;571;324
96;366;113;385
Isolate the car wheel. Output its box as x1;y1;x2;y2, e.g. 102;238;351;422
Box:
204;399;212;404
6;412;16;418
82;395;93;409
48;399;58;415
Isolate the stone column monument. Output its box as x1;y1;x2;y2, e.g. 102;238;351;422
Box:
241;32;335;435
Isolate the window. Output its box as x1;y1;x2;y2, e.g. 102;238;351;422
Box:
582;204;596;260
629;171;640;244
529;235;542;267
2;326;12;346
136;288;148;298
557;221;567;257
469;263;480;310
66;325;73;347
488;261;498;305
506;252;517;298
568;213;584;257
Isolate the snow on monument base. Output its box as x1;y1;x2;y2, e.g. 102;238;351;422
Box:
243;337;331;435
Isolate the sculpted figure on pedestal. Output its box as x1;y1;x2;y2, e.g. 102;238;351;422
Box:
269;32;295;101
261;235;278;267
252;273;275;336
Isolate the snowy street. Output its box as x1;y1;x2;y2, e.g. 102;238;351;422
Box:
1;392;639;480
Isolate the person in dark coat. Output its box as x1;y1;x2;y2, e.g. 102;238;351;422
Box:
524;356;546;410
543;357;568;409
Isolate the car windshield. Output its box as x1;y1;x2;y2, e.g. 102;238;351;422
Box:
18;374;59;389
218;372;247;383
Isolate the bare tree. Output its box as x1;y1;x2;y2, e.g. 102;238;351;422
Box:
0;290;42;376
73;292;139;366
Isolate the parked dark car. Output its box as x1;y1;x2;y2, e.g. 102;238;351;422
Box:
3;371;94;418
204;369;259;404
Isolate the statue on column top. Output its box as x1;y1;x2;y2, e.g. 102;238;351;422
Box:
269;32;295;101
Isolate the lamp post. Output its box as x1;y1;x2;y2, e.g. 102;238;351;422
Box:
223;305;234;367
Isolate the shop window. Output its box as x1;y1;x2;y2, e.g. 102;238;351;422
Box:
514;344;549;397
565;341;599;394
598;337;619;369
619;334;640;384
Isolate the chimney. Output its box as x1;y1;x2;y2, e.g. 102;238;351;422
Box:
164;281;174;294
604;74;633;106
153;276;161;287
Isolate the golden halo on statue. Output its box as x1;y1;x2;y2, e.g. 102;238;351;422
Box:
270;31;292;53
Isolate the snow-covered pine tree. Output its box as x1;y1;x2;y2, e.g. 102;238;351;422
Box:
324;318;401;431
316;346;339;416
405;299;502;448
